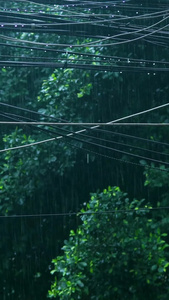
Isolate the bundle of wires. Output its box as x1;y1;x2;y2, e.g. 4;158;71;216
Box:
0;0;169;71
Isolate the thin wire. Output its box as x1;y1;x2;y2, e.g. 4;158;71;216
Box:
87;22;169;48
1;42;169;66
0;122;169;126
76;15;169;46
4;109;168;158
69;134;169;167
0;206;169;218
1;119;169;169
1;111;167;173
1;15;169;48
80;131;169;157
0;137;56;153
1;110;169;169
67;139;169;173
1;54;169;68
0;101;65;122
1;102;169;149
2;61;169;72
1;124;168;168
96;128;169;147
0;9;167;26
1;102;169;124
1;102;169;153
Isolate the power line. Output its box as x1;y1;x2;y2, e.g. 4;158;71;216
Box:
68;133;169;167
1;109;169;172
0;136;56;153
1;15;168;48
0;205;169;218
2;127;169;169
2;109;169;167
0;122;169;126
79;130;169;157
68;139;169;173
96;128;169;147
0;41;169;67
1;102;169;153
1;102;169;148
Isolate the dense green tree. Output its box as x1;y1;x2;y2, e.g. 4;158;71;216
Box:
49;186;169;300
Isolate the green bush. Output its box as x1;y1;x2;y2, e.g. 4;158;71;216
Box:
49;186;169;300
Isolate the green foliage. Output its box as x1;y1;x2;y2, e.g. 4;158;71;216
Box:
0;127;78;213
37;68;94;122
0;66;49;105
49;187;169;300
0;127;79;298
144;165;169;188
142;165;169;230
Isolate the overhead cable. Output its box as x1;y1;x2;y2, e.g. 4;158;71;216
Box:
0;15;168;48
1;101;169;149
1;102;169;154
0;205;169;219
1;122;169;126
